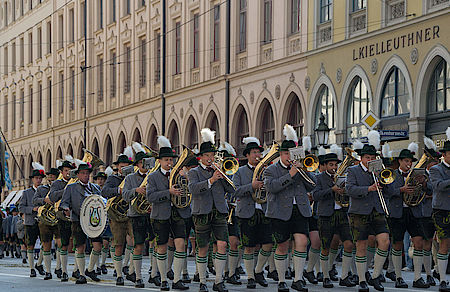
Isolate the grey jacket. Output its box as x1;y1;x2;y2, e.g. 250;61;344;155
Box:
32;184;51;207
10;215;18;234
385;169;423;218
101;174;124;199
430;162;450;211
123;172;147;217
4;215;12;235
60;182;101;222
16;217;25;239
422;171;433;218
188;166;235;215
19;187;38;226
312;171;346;217
346;164;389;215
146;170;191;220
264;162;315;221
48;179;69;203
233;165;267;219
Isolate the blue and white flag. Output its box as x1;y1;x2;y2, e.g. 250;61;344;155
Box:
1;137;12;191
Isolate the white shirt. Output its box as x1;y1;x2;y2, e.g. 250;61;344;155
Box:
248;163;263;210
160;168;170;176
32;186;38;192
360;163;369;172
443;160;450;168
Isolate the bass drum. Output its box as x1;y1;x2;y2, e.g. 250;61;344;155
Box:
80;195;108;238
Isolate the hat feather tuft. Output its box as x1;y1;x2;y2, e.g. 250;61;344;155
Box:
104;166;114;176
200;128;216;144
353;139;364;150
157;136;172;148
132;142;145;154
408;142;419;155
302;136;312;152
64;155;74;163
382;143;391;158
318;146;326;156
423;136;437;151
123;146;134;160
32;162;45;171
242;137;261;146
219;142;237;157
283;124;298;143
368;130;381;150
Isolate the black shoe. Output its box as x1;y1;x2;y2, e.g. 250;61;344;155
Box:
212;281;228;292
340;276;356;287
44;272;52;280
255;272;268;287
351;274;359;286
316;272;323;282
148;275;161;286
35;264;45;275
237;266;245;275
226;273;241;285
291;279;307;291
96;267;101;275
199;283;209;292
268;270;279;281
365;271;371;283
234;269;241;280
413;277;430;288
123;265;129;276
223;271;229;281
434;269;441;281
439;281;450;292
303;270;318;284
368;276;384;291
85;269;101;282
323;278;333;288
126;272;137;283
359;281;369;292
330;264;338;279
182;273;191;283
329;272;338;281
379;273;386;283
61;272;69;282
167;269;174;280
193;273;200;282
395;277;408;288
30;269;37;277
278;282;289;292
76;275;87;284
135;279;145;288
208;266;216;275
427;275;436;286
72;270;80;279
100;264;107;275
285;269;293;280
54;268;62;278
113;269;117;277
22;258;27;264
172;280;189;290
116;276;124;286
385;271;396;282
247;278;256;289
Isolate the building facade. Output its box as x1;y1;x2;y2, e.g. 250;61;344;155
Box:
0;0;449;193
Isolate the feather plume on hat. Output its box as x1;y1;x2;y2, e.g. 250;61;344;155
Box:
302;136;312;152
56;160;62;168
353;139;364;150
446;127;450;141
32;162;45;171
157;136;172;148
219;142;237;157
132;142;145;154
283;124;298;143
105;166;114;176
368;130;381;150
382;143;391;158
64;155;74;163
408;142;419;155
423;136;437;151
192;148;199;155
318;146;326;156
330;144;343;161
242;137;261;146
200;128;216;144
74;159;84;167
123;146;134;160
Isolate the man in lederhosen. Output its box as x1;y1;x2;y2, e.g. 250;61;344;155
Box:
123;143;153;288
147;136;190;291
188;128;235;292
32;166;61;280
233;137;273;289
60;162;102;284
430;128;450;292
19;165;46;277
48;158;76;281
264;124;316;292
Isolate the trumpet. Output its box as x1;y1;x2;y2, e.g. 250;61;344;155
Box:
208;152;238;190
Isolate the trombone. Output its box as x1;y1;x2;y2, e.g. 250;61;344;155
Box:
208;152;239;190
288;147;318;186
367;158;395;216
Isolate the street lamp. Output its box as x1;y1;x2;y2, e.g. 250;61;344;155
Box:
315;113;330;146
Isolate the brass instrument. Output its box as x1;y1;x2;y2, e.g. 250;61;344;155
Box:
131;159;160;215
209;152;239;190
37;194;58;226
367;158;396;216
105;166;138;222
227;196;236;224
252;142;280;204
403;149;437;207
169;147;195;209
288;147;318;186
333;148;359;207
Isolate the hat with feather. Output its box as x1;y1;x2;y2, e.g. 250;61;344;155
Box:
132;142;151;165
58;155;76;170
30;162;46;178
74;158;93;174
114;145;134;165
323;144;342;164
93;172;107;180
359;130;380;156
397;142;418;162
242;137;264;156
280;124;298;151
423;136;441;158
219;142;237;158
199;128;217;154
439;127;450;153
318;146;327;165
157;136;178;158
185;148;200;167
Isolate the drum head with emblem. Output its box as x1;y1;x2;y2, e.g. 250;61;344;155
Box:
80;194;107;238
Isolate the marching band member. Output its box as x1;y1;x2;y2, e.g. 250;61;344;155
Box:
123;143;153;288
346;131;390;292
147;136;190;291
60;161;102;284
32;164;60;280
94;172;107;189
233;137;272;289
430;127;450;292
19;163;46;278
188;128;235;292
264;125;316;292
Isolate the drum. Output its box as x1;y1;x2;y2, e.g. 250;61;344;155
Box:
80;194;108;238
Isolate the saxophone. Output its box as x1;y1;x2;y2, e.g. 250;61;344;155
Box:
169;147;195;208
252;142;280;204
333;147;359;208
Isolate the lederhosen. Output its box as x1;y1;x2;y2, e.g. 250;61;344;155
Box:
49;179;72;247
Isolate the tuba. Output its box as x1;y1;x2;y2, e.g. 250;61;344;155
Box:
333;148;359;207
169;147;195;209
37;194;58;226
403;149;438;207
105;166;136;222
209;152;239;190
252;142;280;204
131;159;160;215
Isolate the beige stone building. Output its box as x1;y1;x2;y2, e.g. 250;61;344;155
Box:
0;0;449;194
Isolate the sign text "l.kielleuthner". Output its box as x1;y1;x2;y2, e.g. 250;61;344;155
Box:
352;25;440;60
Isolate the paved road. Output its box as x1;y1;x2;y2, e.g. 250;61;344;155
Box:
0;255;443;291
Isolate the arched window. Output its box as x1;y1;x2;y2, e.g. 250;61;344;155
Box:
168;121;180;155
147;125;158;150
428;59;449;114
104;135;113;166
315;85;335;144
258;99;275;146
117;132;126;154
92;138;100;157
205;111;220;144
234;105;249;157
380;66;410;117
67;144;73;157
132;128;142;143
37;152;43;165
285;93;304;139
28;153;33;177
56;147;62;160
185;116;198;149
46;150;52;170
77;143;84;158
346;77;370;140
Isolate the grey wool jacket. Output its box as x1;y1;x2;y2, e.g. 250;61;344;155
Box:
101;174;124;199
19;187;38;226
60;181;101;222
430;162;450;211
122;171;147;217
48;179;69;203
32;184;51;207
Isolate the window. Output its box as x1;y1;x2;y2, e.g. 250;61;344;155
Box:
12;0;15;22
37;27;42;58
59;72;64;114
4;2;8;26
347;77;370;140
386;0;405;23
427;59;449;114
47;79;52;118
12;93;16;129
239;0;247;52
11;42;16;72
139;39;146;88
286;94;304;139
155;32;161;83
20;89;24;125
4;96;8;131
20;37;24;67
175;22;181;74
381;67;410;117
212;7;220;61
124;45;131;93
98;0;103;29
260;100;275;146
28;32;32;63
29;85;33;124
81;62;86;109
69;9;74;43
38;83;42;121
70;67;75;110
21;0;23;16
58;15;64;49
352;0;366;11
3;46;8;75
263;0;272;42
192;14;199;67
110;51;116;98
81;2;86;38
320;0;332;23
235;105;249;156
29;0;32;10
98;56;104;101
140;0;146;8
111;0;116;23
47;22;51;54
125;0;131;15
315;85;335;132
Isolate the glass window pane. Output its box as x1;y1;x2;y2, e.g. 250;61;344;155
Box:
446;88;450;111
437;89;445;112
437;63;444;90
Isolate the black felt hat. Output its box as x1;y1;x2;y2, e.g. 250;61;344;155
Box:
29;169;46;178
93;172;107;180
158;147;178;158
323;153;342;164
75;163;93;174
114;154;133;165
58;160;76;170
134;152;151;165
440;141;450;153
47;168;60;176
359;144;378;156
397;149;418;162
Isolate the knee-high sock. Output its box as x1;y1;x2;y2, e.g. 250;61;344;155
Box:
366;246;376;270
113;255;123;278
60;250;68;273
124;245;133;267
129;253;135;274
293;250;307;281
76;252;86;276
392;249;403;279
148;247;154;270
73;250;79;272
183;255;188;274
151;249;159;277
413;249;424;281
228;249;239;276
27;250;34;270
320;253;329;279
342;251;353;278
173;251;186;283
306;248;320;273
274;253;287;283
238;247;244;267
355;255;367;283
255;248;271;274
88;250;101;272
243;253;255;280
101;246;108;265
157;252;168;282
328;248;339;272
351;248;357;274
133;254;143;280
387;249;395;273
196;255;207;284
253;250;259;270
223;250;229;273
432;240;439;271
37;247;44;265
215;252;227;284
286;248;292;271
423;250;432;276
55;248;61;270
372;249;388;279
167;245;175;272
437;253;448;283
43;251;52;273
